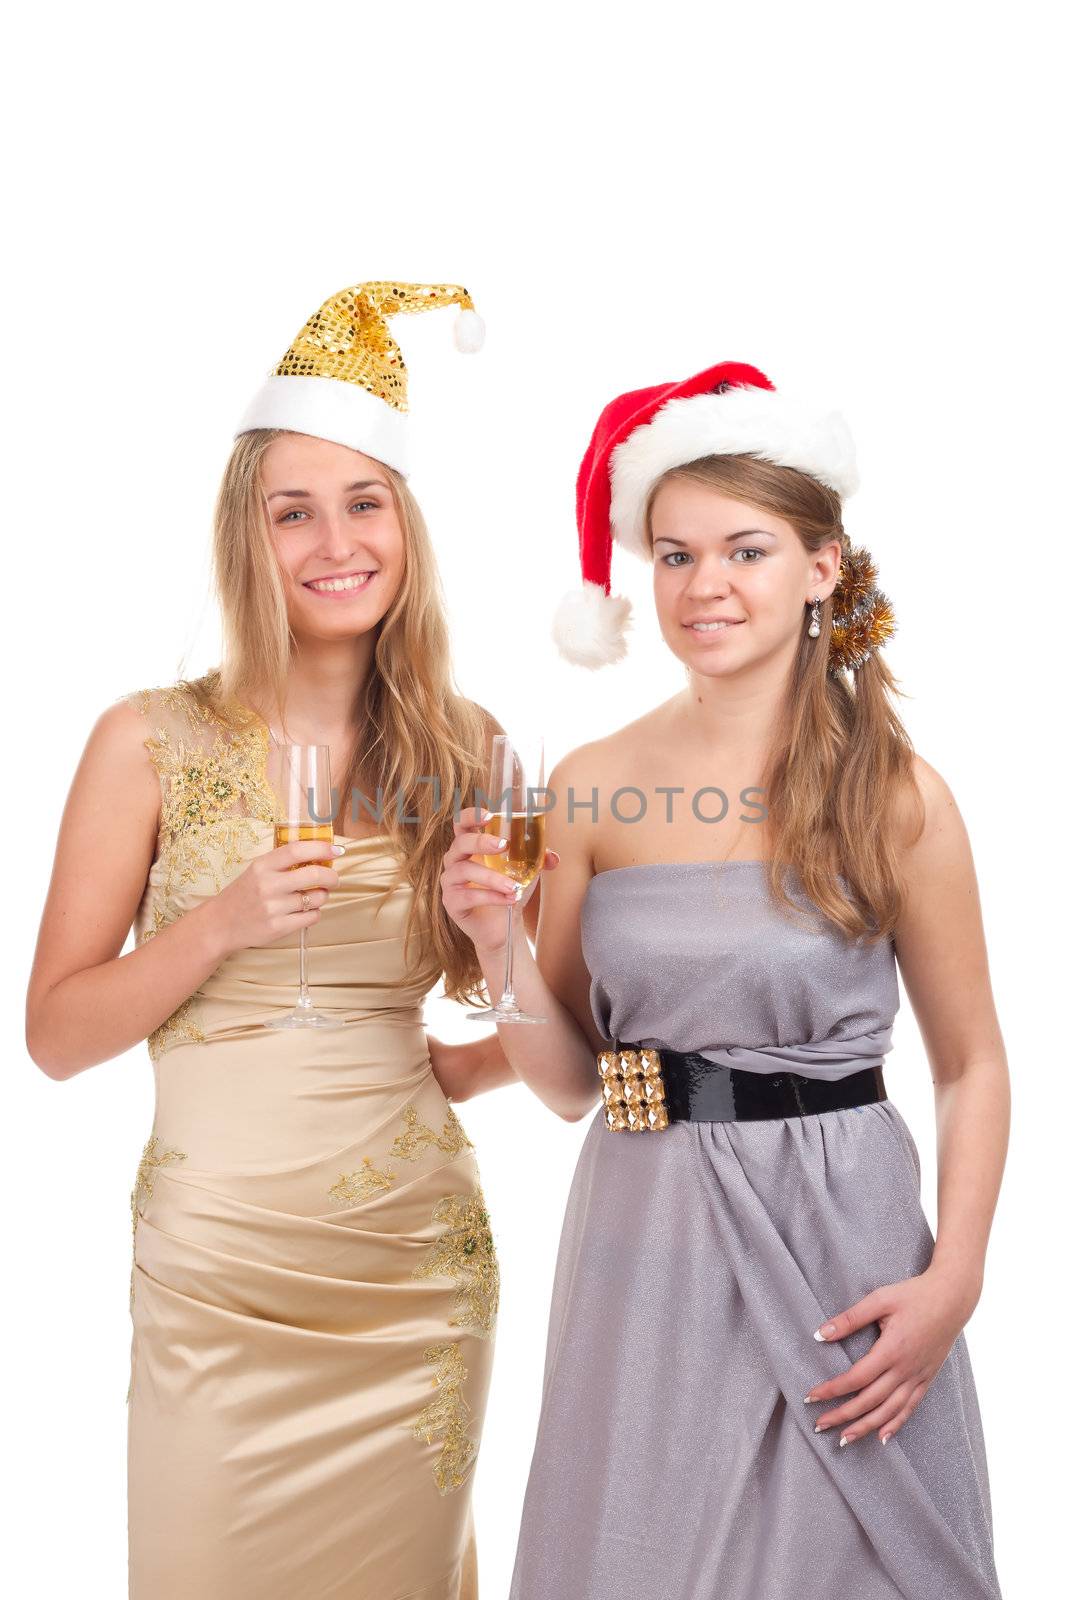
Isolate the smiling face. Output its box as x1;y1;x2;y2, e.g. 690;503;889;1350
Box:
649;474;841;678
259;432;406;640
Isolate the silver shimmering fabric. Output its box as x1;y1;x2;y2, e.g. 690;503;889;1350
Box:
508;863;1002;1600
584;861;900;1081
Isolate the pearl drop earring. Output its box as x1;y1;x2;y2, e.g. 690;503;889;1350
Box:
808;597;822;638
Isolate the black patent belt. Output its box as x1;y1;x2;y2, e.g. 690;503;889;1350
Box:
596;1042;886;1132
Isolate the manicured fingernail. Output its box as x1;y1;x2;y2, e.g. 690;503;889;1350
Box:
802;1395;814;1404
332;844;345;855
839;1434;851;1447
814;1424;826;1433
814;1322;835;1340
881;1432;892;1445
496;836;509;848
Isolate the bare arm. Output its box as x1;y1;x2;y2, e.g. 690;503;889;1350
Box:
893;756;1010;1308
427;1031;518;1101
26;700;339;1080
802;756;1011;1443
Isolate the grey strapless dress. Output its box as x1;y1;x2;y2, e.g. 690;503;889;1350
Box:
509;862;1001;1600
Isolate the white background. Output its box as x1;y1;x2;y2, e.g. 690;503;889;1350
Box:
4;2;1062;1594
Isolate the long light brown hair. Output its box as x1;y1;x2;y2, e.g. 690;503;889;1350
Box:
646;455;924;944
176;428;492;1003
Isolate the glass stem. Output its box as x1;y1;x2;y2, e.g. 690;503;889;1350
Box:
298;925;311;1010
500;900;516;1008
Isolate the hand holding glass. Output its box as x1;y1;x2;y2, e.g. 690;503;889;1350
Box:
264;742;344;1030
466;732;547;1024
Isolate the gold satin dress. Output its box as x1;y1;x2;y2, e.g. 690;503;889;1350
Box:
122;684;497;1600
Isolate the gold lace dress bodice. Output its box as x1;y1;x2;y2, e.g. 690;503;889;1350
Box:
124;682;441;1170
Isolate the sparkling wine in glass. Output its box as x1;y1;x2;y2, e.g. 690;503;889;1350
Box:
264;742;344;1030
467;732;548;1024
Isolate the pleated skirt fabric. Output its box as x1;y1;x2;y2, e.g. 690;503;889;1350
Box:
508;1098;1002;1600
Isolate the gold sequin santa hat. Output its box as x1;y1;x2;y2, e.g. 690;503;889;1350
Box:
235;280;485;474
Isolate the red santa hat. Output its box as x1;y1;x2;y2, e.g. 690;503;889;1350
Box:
551;360;860;668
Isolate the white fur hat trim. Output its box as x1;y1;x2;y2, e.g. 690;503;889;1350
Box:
609;386;858;560
235;375;410;475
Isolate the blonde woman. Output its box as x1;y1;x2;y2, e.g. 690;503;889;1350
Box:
442;363;1006;1599
26;283;533;1600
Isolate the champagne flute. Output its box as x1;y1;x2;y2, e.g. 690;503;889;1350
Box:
467;732;548;1024
264;742;344;1030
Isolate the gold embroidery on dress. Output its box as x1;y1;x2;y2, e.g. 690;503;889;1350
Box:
127;1134;186;1403
130;1134;188;1292
145;994;206;1060
412;1186;499;1339
389;1102;474;1163
141;894;208;1058
128;685;277;1061
127;1139;187;1337
412;1341;478;1494
142;712;275;893
327;1156;397;1206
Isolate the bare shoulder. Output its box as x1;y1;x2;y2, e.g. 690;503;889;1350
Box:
893;751;976;881
549;731;614;793
92;690;152;745
81;692;157;772
607;697;675;750
549;701;668;790
63;693;162;836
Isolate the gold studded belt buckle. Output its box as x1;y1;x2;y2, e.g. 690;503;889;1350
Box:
596;1047;671;1132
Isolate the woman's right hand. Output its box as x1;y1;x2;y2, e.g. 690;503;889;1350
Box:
206;840;343;956
440;805;524;955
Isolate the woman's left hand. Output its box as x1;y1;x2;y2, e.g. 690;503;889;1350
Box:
803;1265;980;1444
426;1035;465;1100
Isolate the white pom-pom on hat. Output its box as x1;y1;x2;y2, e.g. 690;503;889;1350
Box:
454;308;486;353
552;582;633;669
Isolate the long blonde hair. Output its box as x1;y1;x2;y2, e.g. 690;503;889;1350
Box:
646;455;924;943
178;428;491;1003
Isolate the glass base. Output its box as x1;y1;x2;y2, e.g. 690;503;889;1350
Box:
466;1007;547;1025
264;1006;345;1030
